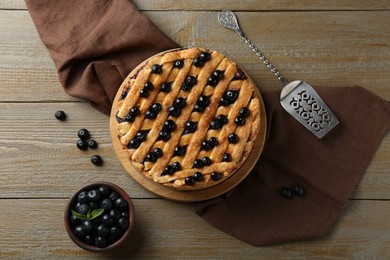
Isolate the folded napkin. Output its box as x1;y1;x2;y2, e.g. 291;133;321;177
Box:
25;0;180;115
26;0;390;246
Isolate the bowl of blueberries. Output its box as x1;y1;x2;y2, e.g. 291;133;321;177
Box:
64;182;135;251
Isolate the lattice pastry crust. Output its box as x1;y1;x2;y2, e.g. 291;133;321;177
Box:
113;47;261;190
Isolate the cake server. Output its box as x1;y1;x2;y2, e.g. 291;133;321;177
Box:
218;10;339;138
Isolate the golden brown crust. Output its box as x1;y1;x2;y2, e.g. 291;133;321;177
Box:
113;47;261;190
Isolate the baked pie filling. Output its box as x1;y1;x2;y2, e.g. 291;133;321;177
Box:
114;47;261;190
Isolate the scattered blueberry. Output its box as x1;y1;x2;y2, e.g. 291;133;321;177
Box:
234;69;247;80
91;155;103;166
88;140;98;149
78;128;90;140
55;110;66;121
77;139;88;151
281;188;293;199
293;185;305;196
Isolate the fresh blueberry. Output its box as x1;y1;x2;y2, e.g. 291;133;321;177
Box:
222;153;232;162
87;139;98;149
109;191;119;202
293;185;305;196
212;70;224;79
207;77;218;86
77;204;90;215
98;186;111;197
77;191;89;204
234;69;247;80
145;110;157;120
185;176;196;186
225;90;239;103
109;209;121;221
160;82;172;93
115;197;128;211
128;139;140;149
153;148;163;158
84;235;94;245
217;114;228;125
161;165;175;176
125;113;136;122
139;88;149;98
209;137;219;146
81;220;94;234
158;131;171;141
172;162;181;172
117;217;129;231
76;139;88;151
100;198;113;210
151;64;162;74
202;157;212;166
151;103;162;113
74;226;86;238
234;116;246;126
193;172;204;182
88;201;98;210
168;106;181;117
55;110;66;121
193;58;204;67
184;121;197;134
239;107;250;117
201;141;213;151
199;52;211;61
94;236;107;248
173;97;186;109
228;133;239;144
130;106;140;116
87;189;101;202
173;146;186;156
91;155;103;166
173;59;184;68
145;153;157;163
78;128;90;140
210;172;222;181
163;120;176;132
193;159;203;169
219;97;230;107
281;188;293;199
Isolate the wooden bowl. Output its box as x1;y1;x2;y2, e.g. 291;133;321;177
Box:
64;182;135;252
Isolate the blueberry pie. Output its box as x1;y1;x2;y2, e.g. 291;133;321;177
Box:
113;47;261;190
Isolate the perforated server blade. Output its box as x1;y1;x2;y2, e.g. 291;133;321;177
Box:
218;10;339;138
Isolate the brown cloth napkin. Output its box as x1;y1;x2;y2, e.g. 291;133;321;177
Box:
195;87;390;245
26;0;390;246
25;0;180;115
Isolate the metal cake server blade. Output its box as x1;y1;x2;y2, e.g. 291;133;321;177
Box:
218;10;339;138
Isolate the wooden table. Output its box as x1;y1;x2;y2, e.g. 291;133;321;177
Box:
1;1;389;258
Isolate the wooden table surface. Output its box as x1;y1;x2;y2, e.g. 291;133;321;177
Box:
1;1;389;259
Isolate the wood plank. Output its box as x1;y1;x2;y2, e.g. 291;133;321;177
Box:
0;103;388;199
2;0;389;11
0;199;389;258
0;10;389;101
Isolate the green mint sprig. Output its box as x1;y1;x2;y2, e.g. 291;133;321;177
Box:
71;208;104;220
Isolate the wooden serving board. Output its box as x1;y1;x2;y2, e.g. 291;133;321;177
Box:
110;49;267;202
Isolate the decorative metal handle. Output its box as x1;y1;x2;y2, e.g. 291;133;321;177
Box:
218;10;288;85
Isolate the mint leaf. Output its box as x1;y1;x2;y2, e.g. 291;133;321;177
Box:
90;208;105;220
71;210;88;220
71;208;104;221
